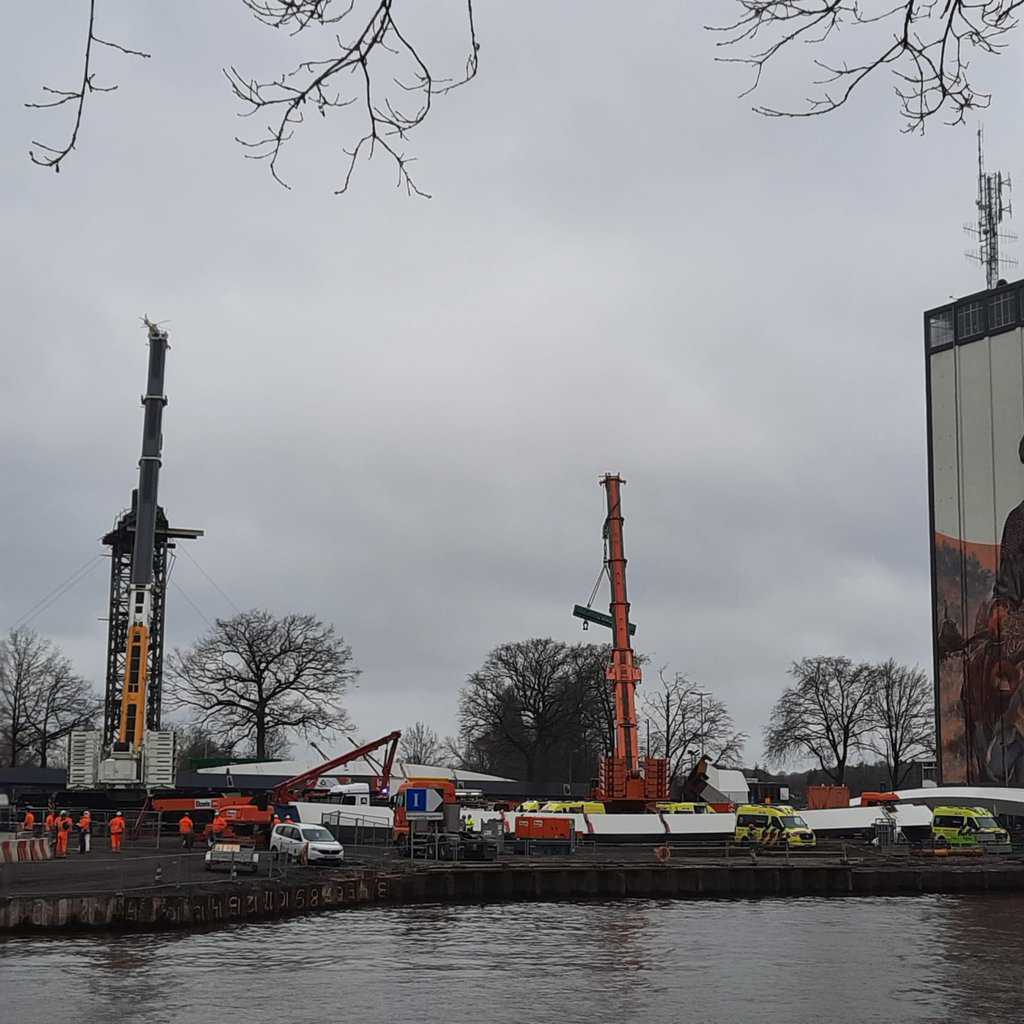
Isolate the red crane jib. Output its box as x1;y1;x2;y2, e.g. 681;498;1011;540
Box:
271;730;402;804
594;474;668;806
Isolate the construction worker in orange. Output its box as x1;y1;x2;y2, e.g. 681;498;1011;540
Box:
178;812;195;850
77;809;92;854
109;810;126;853
21;808;36;834
210;810;228;848
55;811;72;858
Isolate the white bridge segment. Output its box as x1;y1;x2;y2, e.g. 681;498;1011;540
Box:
850;786;1024;816
660;813;734;837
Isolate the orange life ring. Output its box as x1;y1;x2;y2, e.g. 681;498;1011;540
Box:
654;845;672;863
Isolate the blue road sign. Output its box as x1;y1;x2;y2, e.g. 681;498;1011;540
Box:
406;787;427;813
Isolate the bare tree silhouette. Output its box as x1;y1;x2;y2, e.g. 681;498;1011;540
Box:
711;1;1022;131
26;0;479;194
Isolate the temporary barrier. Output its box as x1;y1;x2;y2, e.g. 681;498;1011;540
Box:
0;838;52;864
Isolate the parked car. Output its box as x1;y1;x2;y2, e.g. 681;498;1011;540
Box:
269;823;344;865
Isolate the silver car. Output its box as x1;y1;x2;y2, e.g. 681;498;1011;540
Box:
269;823;344;865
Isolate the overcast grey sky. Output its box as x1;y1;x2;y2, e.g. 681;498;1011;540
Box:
3;2;1021;766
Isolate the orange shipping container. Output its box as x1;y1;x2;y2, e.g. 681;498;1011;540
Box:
515;816;572;840
806;785;850;809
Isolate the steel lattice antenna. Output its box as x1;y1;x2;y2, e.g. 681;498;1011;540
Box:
965;126;1017;290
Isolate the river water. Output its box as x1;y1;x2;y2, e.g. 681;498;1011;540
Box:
2;895;1022;1023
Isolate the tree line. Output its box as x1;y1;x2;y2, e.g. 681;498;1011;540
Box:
2;613;934;794
764;656;934;790
441;637;745;789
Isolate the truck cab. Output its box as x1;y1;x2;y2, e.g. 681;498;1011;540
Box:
392;778;460;839
735;804;816;848
931;806;1010;850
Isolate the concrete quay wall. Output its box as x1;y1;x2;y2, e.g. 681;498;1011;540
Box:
5;860;1024;931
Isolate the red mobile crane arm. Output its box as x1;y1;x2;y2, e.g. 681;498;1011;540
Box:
603;474;642;774
270;730;402;804
575;475;668;808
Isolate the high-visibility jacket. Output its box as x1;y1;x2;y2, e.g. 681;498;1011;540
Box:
59;816;73;833
78;814;91;833
109;815;126;835
23;811;35;830
179;815;194;834
44;813;55;832
211;814;228;833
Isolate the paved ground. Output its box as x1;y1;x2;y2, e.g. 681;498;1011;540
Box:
0;838;351;898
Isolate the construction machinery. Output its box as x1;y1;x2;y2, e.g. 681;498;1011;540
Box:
151;731;402;843
69;322;201;790
574;474;669;809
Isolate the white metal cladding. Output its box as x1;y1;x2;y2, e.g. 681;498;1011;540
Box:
930;347;961;539
991;329;1024;529
956;337;998;545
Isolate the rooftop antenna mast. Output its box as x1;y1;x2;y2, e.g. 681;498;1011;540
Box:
965;126;1016;290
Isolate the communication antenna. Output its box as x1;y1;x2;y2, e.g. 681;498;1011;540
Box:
965;126;1016;290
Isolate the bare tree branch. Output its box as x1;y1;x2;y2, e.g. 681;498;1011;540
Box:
710;1;1024;132
227;0;480;193
399;720;444;764
25;0;151;173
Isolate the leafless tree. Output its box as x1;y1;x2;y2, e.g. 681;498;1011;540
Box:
865;659;935;788
641;669;746;787
711;1;1023;131
27;0;478;194
167;609;358;760
0;629;97;767
173;721;239;772
459;638;595;782
764;656;875;784
30;658;99;768
399;720;444;764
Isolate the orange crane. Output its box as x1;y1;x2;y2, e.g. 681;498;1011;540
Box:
574;474;668;809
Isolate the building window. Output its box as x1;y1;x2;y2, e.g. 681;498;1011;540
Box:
989;289;1019;332
957;300;985;339
928;308;955;349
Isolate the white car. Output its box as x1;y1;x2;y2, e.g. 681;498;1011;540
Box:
269;823;344;865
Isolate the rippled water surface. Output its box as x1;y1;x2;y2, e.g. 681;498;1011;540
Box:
3;895;1023;1023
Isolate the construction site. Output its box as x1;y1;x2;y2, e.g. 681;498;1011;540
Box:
5;321;1024;933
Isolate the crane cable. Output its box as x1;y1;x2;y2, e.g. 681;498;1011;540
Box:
7;554;105;632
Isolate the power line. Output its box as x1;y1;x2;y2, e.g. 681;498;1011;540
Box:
8;554;105;632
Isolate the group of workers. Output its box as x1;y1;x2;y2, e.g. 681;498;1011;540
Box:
19;805;294;855
20;807;128;856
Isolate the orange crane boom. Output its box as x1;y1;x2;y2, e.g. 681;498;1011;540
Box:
576;474;668;808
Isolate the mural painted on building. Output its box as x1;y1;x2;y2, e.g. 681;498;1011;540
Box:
929;314;1024;784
